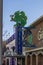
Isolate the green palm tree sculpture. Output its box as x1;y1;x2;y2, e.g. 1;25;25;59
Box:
10;11;27;26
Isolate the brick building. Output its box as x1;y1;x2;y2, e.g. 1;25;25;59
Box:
25;16;43;65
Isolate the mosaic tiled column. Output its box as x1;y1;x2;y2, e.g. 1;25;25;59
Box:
15;25;22;55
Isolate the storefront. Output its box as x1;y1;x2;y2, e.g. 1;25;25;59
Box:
3;55;25;65
25;47;43;65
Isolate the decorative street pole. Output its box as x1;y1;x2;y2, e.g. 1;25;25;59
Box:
10;11;27;55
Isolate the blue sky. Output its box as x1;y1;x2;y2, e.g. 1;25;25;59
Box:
3;0;43;40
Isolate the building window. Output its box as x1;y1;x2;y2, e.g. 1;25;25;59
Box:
38;28;43;40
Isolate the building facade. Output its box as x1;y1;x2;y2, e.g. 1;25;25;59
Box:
25;16;43;65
